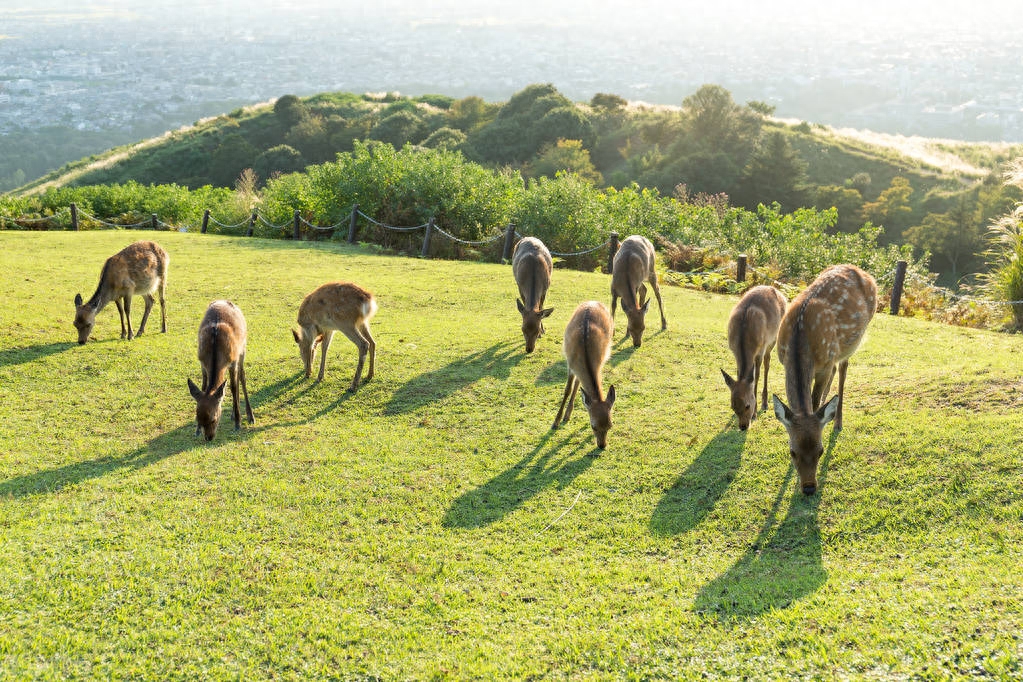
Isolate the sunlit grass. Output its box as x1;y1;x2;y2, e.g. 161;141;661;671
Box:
0;230;1020;679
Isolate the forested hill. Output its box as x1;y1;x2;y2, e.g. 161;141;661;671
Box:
12;84;1023;278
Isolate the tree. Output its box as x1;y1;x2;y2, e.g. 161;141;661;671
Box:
447;96;497;133
273;95;308;129
904;195;983;282
285;114;330;163
747;100;776;117
369;111;426;148
735;131;810;212
861;176;914;236
526;139;603;186
421;127;467;150
682;84;761;159
253;144;306;182
591;93;628;112
210;134;258;187
815;185;865;233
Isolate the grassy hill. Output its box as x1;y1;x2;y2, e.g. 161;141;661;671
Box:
0;231;1019;678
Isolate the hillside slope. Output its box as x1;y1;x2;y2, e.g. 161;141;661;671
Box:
0;231;1019;677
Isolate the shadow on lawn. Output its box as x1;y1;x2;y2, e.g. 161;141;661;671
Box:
0;372;302;498
650;425;747;536
692;430;839;619
0;341;77;370
443;428;598;529
385;341;520;415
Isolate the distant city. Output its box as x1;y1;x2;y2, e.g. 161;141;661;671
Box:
2;0;1023;175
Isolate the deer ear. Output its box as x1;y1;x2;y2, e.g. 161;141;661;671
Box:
291;328;301;344
581;388;591;407
743;365;756;383
516;298;525;314
721;369;736;388
817;394;840;424
540;307;554;319
187;378;202;400
773;394;793;427
606;384;616;407
640;299;651;314
212;380;227;401
74;293;83;307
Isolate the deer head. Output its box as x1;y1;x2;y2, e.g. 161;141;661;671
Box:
623;300;650;347
189;378;227;441
517;299;554;353
773;394;838;495
73;293;97;345
581;384;616;449
722;367;757;430
292;327;321;378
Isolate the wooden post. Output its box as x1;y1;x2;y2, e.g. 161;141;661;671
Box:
293;210;301;240
200;209;210;234
151;213;158;231
247;212;257;237
890;260;908;315
421;217;435;258
736;254;748;283
502;223;516;262
607;232;620;274
70;203;79;231
347;204;359;244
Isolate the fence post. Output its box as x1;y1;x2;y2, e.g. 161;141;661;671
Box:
247;212;257;237
347;204;359;244
890;260;908;315
736;254;748;283
151;213;158;231
502;223;516;262
421;217;435;258
293;210;301;240
70;203;79;231
607;232;620;274
201;209;210;234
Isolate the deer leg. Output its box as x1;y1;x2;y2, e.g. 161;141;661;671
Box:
137;294;154;336
239;353;254;424
812;366;836;411
760;352;771;411
638;283;648;306
610;292;618;319
357;320;376;382
553;374;576;429
338;326;370;391
115;298;127;339
316;330;334;383
563;376;581;424
159;280;167;333
835;360;849;431
230;363;241;430
123;295;135;340
651;277;667;330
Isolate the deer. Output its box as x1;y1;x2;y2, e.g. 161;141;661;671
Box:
552;301;616;449
187;300;254;441
73;240;168;345
721;285;788;430
610;234;666;347
512;236;554;353
292;281;378;392
772;264;877;495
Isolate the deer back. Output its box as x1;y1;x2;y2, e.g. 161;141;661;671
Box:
294;282;376;364
723;285;787;426
512;237;554;352
197;300;247;389
563;301;616;447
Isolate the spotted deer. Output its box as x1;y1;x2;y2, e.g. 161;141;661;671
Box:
512;236;554;353
187;300;254;441
610;235;666;347
73;240;168;344
773;264;877;495
552;301;616;449
721;285;788;430
292;282;377;392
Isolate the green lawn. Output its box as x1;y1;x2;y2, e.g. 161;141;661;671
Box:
0;230;1020;679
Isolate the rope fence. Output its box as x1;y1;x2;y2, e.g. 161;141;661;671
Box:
9;201;1018;316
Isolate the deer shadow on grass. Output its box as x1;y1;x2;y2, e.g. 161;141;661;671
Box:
443;428;598;529
0;341;77;370
0;373;301;498
692;430;839;619
385;341;520;415
650;425;747;536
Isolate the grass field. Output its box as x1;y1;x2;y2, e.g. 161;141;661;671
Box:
0;230;1021;679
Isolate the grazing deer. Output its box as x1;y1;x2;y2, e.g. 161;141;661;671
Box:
73;240;168;344
292;282;377;392
512;236;554;353
552;301;616;449
721;285;788;430
610;235;666;347
187;300;254;441
773;264;877;495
